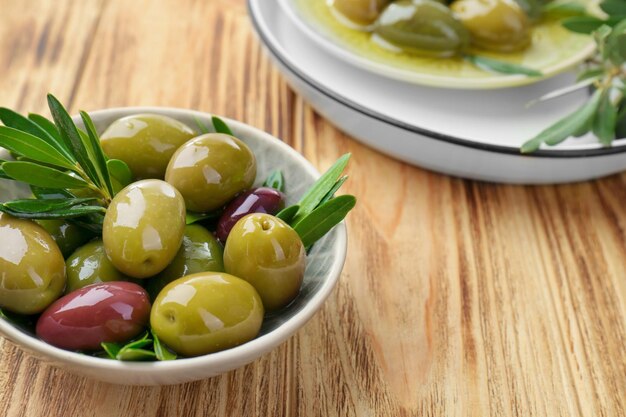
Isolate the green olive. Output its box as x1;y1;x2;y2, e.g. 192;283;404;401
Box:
451;0;531;52
146;225;224;299
331;0;391;27
165;133;257;213
103;179;186;278
0;213;66;314
65;240;133;293
100;114;196;180
374;0;470;57
36;219;94;258
224;213;305;312
150;272;264;357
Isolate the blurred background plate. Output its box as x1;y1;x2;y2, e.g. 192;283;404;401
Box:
248;0;626;184
278;0;596;89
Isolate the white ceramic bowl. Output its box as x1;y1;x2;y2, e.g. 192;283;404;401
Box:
0;107;348;385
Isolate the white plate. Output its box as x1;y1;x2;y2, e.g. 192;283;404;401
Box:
248;0;626;184
278;0;597;89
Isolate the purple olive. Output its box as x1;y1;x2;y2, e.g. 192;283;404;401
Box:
36;282;151;351
217;187;285;243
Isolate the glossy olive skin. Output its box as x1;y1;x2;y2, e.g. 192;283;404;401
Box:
331;0;391;26
374;0;470;57
165;133;257;213
36;282;151;351
216;187;285;243
0;213;66;314
103;179;186;278
36;219;93;258
150;273;264;357
146;225;225;299
66;240;133;293
100;114;196;180
224;214;305;311
451;0;531;52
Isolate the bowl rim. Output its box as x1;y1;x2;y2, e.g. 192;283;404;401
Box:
249;0;626;158
276;0;598;90
0;107;348;375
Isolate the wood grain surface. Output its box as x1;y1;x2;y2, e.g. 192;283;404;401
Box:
0;1;625;416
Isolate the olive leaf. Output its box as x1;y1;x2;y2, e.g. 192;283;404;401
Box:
263;170;285;192
186;210;221;225
465;55;542;77
107;159;133;189
0;160;9;180
0;126;76;170
47;94;102;188
319;175;348;206
0;204;106;220
292;153;351;224
30;186;75;200
1;161;89;189
593;92;618;146
101;342;122;359
194;117;210;134
152;330;177;361
2;198;98;213
542;1;589;16
562;16;623;33
276;204;299;224
212;116;234;136
293;195;356;248
600;0;626;16
0;108;74;161
521;89;603;153
80;111;114;196
28;113;63;143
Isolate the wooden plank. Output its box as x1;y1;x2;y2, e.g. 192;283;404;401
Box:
0;0;624;416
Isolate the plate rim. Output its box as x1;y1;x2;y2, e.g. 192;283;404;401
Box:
248;0;626;158
277;0;598;90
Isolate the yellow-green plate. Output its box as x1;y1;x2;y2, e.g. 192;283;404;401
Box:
279;0;596;89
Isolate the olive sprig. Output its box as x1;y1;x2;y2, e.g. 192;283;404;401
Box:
521;2;626;152
0;94;133;224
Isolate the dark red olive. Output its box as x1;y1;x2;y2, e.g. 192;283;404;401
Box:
36;282;151;351
216;187;285;243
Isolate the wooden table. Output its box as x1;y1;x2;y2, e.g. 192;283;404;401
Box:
1;1;625;416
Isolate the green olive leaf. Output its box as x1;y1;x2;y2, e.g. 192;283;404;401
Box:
3;198;98;213
0;126;76;170
0;160;9;180
186;210;221;225
263;170;285;192
465;55;543;77
0;108;74;161
116;348;157;361
276;204;300;224
521;89;603;153
28;113;63;143
80;111;114;196
293;195;356;248
600;0;626;16
30;186;75;200
212;116;234;136
562;16;623;34
576;67;605;82
151;330;177;361
1;161;89;189
101;342;123;359
542;1;589;16
195;117;211;134
0;204;106;220
593;91;618;146
292;154;351;223
319;175;348;206
106;159;133;189
47;94;102;188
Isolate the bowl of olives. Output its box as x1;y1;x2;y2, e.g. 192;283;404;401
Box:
0;96;353;385
278;0;597;88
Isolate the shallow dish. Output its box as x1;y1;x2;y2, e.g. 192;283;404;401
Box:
250;0;626;183
279;0;596;89
0;107;348;385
